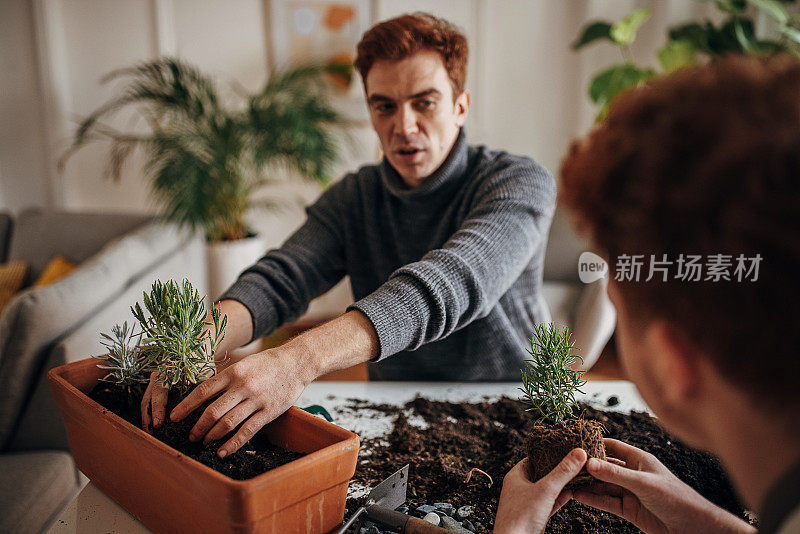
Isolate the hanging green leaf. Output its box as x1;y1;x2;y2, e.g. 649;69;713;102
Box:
589;63;656;107
669;23;713;54
782;25;800;45
610;8;653;46
716;0;748;13
572;21;614;49
748;0;789;25
657;40;698;72
733;18;758;52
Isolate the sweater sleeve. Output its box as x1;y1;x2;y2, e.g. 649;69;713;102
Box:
220;179;348;342
349;157;556;359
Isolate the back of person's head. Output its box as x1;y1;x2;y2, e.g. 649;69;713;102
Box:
354;12;468;97
561;55;800;413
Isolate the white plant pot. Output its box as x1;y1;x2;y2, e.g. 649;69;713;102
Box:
206;234;266;301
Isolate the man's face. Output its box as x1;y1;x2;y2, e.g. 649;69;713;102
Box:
365;50;470;187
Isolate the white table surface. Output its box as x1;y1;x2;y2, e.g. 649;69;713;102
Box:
47;380;647;533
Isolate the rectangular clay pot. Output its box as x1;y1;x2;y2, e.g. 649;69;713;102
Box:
48;358;360;534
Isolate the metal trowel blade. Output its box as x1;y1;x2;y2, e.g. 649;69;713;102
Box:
367;464;409;510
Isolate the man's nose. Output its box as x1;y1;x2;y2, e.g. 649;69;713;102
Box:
395;105;419;137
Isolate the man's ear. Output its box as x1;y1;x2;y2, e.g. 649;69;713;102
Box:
646;321;702;406
454;90;470;126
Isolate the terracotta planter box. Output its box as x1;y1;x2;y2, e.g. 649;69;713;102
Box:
48;358;360;534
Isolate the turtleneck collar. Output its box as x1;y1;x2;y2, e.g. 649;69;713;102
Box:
379;128;469;199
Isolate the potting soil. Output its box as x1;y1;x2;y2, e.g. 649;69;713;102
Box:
343;396;752;533
89;384;303;480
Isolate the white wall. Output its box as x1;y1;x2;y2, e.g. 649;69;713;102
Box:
2;0;723;243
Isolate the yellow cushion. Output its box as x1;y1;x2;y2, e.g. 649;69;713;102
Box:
0;261;28;315
33;255;77;287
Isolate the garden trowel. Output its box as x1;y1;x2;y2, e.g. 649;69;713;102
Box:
335;464;449;534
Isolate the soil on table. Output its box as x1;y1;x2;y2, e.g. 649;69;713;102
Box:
344;396;752;533
89;383;303;480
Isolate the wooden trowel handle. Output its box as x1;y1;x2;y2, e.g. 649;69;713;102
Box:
365;505;450;534
405;516;453;534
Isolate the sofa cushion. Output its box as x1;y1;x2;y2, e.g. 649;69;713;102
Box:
0;261;27;315
541;280;581;330
0;213;11;263
0;222;193;449
33;255;77;287
8;209;150;282
0;451;79;533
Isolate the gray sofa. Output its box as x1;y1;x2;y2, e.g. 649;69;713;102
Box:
0;209;206;534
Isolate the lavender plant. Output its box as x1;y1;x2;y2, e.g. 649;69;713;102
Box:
95;321;147;402
132;279;226;394
519;323;586;425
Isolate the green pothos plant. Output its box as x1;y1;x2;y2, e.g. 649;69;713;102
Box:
519;323;585;424
574;0;800;120
131;279;227;395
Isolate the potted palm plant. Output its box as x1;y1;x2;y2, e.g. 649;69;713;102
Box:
48;278;360;533
60;57;347;299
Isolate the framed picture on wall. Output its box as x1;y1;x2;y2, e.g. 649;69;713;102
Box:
267;0;373;120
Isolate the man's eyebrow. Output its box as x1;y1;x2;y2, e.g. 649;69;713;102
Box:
367;88;443;104
367;94;394;104
410;88;442;99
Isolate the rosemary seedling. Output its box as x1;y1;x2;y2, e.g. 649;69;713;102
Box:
519;323;586;425
95;321;147;402
132;279;227;394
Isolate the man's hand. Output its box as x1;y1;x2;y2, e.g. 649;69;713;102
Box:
140;308;378;457
169;346;314;458
494;448;587;534
573;439;755;534
141;371;169;431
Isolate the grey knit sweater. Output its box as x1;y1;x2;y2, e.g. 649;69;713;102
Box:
222;130;556;380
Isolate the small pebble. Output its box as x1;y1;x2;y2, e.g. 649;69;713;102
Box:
462;519;476;533
434;510;448;518
416;504;437;514
440;515;472;533
435;502;454;515
606;395;620;406
456;505;473;519
423;512;441;526
397;505;409;514
365;526;381;534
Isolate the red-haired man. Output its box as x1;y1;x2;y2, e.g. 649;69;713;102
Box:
142;13;556;459
495;56;799;534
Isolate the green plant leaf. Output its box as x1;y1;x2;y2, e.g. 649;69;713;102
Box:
782;25;800;44
610;8;652;46
748;0;790;25
716;0;748;13
589;63;656;108
657;39;698;72
733;18;758;52
573;21;614;49
669;23;713;54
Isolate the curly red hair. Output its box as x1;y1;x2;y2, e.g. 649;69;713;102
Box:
561;55;800;409
355;12;468;97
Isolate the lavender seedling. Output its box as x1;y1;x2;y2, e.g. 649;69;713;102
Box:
132;279;227;395
95;321;147;402
519;323;586;425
